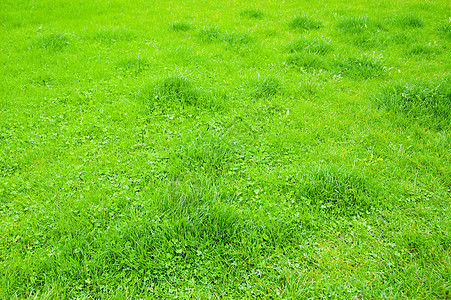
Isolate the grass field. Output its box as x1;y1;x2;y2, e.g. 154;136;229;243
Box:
1;0;450;298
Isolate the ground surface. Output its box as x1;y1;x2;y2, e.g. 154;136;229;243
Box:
0;0;450;298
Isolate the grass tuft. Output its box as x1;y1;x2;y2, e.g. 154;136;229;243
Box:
391;16;424;28
141;74;201;109
337;16;384;34
198;27;223;42
375;77;451;130
286;53;328;71
334;56;386;79
222;31;254;46
406;44;439;57
247;75;283;98
288;15;322;30
286;38;333;55
239;8;264;19
31;33;71;51
116;58;150;75
169;21;192;32
437;23;451;40
292;165;376;216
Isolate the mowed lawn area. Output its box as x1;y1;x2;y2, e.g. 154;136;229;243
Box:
1;0;450;298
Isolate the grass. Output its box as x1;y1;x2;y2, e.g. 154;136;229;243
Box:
288;15;322;30
1;0;450;298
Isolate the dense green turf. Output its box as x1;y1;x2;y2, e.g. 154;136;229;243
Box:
1;0;450;298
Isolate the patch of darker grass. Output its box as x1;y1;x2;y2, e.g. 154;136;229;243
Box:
391;15;424;28
246;75;283;99
406;44;439;57
288;15;322;31
116;58;150;76
334;56;386;79
171;129;236;175
30;32;71;51
437;23;451;40
239;8;264;19
286;38;333;55
374;77;451;130
222;31;254;46
198;27;223;42
169;21;192;32
290;165;377;216
337;16;385;34
141;74;223;111
286;53;328;71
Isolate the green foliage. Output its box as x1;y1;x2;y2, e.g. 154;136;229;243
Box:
335;56;386;79
288;15;322;30
286;53;328;70
1;0;450;298
247;75;283;98
31;32;71;50
169;21;192;32
437;23;451;40
375;77;451;130
292;165;376;216
391;15;424;28
239;8;264;19
337;16;385;34
286;38;333;55
116;58;150;75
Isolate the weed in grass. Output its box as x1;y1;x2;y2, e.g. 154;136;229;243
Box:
391;15;424;28
337;16;384;34
288;15;322;31
286;53;328;71
116;58;150;76
437;23;451;40
374;77;451;130
198;27;223;42
169;21;192;32
246;75;283;99
291;165;376;216
334;56;386;79
30;32;71;51
89;28;136;43
239;8;264;19
286;38;333;55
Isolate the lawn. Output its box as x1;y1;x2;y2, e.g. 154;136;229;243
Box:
0;0;450;298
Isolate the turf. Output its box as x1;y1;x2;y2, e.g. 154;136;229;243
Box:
1;0;450;299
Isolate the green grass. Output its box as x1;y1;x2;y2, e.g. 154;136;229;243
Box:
1;0;450;298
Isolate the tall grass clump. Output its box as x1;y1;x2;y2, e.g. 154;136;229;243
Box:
337;16;384;34
198;27;223;42
290;165;376;216
286;38;333;55
30;32;71;51
288;15;322;30
239;8;264;19
247;75;283;98
391;16;424;28
286;53;328;71
437;23;451;40
334;56;386;79
141;74;201;110
169;21;192;32
116;58;150;75
171;129;236;175
222;31;254;46
375;77;451;130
